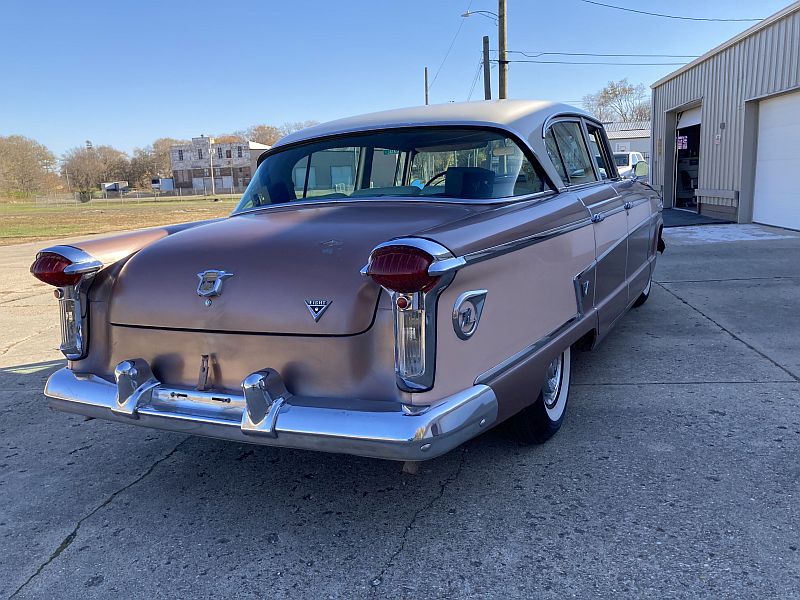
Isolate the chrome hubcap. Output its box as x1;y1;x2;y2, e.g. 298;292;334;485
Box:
542;355;563;409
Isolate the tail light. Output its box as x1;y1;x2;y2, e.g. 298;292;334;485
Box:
363;240;457;392
366;246;439;293
31;253;82;287
30;247;102;360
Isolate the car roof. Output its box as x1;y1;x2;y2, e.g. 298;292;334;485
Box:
272;99;598;190
275;99;592;148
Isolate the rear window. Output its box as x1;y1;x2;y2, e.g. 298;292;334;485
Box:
614;153;630;167
234;128;551;212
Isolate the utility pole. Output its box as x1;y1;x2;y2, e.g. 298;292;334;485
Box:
482;36;492;100
424;67;429;105
208;137;216;196
498;0;508;99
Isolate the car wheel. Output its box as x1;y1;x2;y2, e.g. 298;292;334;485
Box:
508;346;572;444
633;274;652;308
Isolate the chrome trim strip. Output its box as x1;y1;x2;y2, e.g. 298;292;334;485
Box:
456;217;593;269
475;316;581;385
427;217;593;277
45;367;499;461
583;195;623;211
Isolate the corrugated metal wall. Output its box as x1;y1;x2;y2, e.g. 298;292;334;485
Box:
651;6;800;217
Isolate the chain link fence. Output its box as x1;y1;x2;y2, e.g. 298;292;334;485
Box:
32;187;242;206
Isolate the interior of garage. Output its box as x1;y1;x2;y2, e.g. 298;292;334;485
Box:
675;123;701;211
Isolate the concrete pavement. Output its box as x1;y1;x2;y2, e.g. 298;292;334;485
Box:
1;224;798;599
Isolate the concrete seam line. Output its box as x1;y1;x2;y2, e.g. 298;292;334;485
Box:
656;276;800;284
655;282;800;383
369;447;467;592
571;380;799;386
8;436;190;599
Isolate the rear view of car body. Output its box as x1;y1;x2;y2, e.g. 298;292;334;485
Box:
36;100;663;461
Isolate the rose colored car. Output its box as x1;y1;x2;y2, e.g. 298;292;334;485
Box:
34;100;664;462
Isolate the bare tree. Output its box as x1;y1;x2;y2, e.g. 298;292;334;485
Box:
278;120;319;137
582;79;651;122
62;144;130;199
0;135;57;196
244;125;283;146
243;121;320;146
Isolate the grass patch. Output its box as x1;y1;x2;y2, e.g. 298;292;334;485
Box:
0;197;239;246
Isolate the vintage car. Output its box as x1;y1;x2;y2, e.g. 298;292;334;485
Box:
34;100;663;462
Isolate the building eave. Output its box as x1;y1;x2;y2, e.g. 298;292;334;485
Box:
651;1;800;89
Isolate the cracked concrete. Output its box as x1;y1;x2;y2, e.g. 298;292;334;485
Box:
0;224;799;599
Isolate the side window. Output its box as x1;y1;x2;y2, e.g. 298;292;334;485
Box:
545;121;597;186
585;123;614;180
292;147;362;198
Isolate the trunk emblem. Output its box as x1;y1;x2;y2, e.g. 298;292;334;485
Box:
304;299;332;322
197;270;234;297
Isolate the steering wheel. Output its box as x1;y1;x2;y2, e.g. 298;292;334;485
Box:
424;171;448;187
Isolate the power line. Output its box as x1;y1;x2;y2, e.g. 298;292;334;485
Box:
429;0;474;90
504;50;699;58
506;59;688;65
579;0;763;22
467;60;484;100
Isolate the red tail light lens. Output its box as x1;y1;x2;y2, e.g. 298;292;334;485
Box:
367;246;439;293
31;253;81;287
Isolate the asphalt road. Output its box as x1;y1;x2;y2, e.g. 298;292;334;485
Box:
1;224;798;599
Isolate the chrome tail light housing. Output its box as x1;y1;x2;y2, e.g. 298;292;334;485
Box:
363;239;457;392
31;246;102;360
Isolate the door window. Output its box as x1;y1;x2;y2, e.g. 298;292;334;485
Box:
545;121;596;186
585;123;615;180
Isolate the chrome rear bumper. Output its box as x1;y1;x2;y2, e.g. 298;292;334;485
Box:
44;362;498;461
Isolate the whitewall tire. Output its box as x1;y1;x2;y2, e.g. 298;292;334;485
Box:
509;346;572;444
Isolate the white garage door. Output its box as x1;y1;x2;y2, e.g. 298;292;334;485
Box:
753;91;800;231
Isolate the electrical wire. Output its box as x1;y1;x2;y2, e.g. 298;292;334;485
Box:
429;0;474;90
505;59;688;65
579;0;763;22
467;59;484;100
504;50;699;58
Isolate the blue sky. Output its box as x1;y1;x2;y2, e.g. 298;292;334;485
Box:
0;0;789;156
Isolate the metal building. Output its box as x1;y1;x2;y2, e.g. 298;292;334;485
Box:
651;1;800;229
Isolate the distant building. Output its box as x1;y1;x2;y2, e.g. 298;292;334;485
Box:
170;137;270;192
603;121;651;159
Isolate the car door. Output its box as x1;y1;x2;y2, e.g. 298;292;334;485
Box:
585;123;654;308
545;119;628;334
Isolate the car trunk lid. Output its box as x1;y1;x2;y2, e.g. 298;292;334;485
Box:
107;202;477;335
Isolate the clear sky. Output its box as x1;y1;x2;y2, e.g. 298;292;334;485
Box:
0;0;790;157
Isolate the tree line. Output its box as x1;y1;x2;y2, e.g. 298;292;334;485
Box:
0;120;317;199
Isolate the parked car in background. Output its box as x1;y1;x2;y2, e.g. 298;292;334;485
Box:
33;100;663;462
614;151;646;178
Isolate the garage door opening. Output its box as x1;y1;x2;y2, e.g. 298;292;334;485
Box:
675;123;701;211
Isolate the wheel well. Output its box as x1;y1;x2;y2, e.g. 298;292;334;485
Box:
573;328;596;352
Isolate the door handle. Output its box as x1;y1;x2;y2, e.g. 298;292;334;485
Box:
624;201;633;210
591;213;605;223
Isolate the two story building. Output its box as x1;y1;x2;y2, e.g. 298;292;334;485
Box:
170;137;270;193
